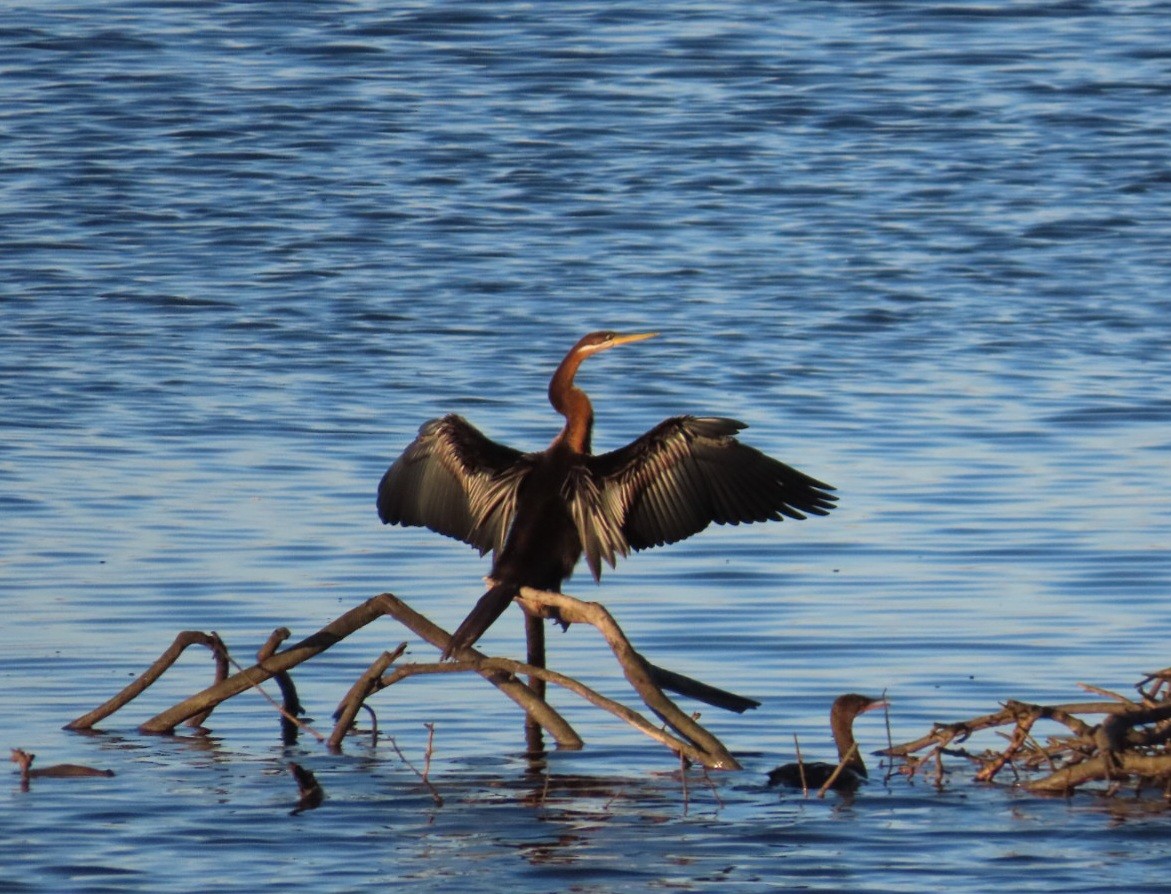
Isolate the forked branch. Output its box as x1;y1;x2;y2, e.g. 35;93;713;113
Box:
65;588;744;770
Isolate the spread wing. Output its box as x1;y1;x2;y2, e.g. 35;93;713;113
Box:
376;414;527;556
574;416;836;578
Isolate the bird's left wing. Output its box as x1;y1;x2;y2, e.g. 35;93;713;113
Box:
376;414;527;556
578;416;836;575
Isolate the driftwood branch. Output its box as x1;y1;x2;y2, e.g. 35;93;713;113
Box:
66;586;747;770
256;627;304;743
515;586;741;769
64;631;227;731
370;593;583;748
884;669;1171;796
135;596;397;735
380;654;721;767
329;644;406;750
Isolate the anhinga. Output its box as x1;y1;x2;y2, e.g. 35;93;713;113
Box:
766;694;887;792
377;331;836;659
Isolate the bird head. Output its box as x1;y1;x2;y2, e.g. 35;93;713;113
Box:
834;693;889;719
572;330;658;359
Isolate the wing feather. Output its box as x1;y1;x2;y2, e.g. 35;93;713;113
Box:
376;414;526;555
564;467;628;580
587;416;836;555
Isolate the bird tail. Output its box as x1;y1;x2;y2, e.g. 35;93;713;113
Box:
442;582;520;659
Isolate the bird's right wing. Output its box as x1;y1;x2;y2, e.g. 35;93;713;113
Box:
376;414;527;556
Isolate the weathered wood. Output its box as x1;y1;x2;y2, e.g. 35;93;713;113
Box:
885;672;1171;796
68;586;746;770
65;631;226;731
138;596;396;734
373;592;584;749
329;644;405;750
515;586;742;770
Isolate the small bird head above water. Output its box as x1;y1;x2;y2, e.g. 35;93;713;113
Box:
835;693;888;718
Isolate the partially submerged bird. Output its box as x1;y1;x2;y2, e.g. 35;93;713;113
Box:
377;331;836;658
767;694;888;792
10;749;114;791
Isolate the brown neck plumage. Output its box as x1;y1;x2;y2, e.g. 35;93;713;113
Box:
831;706;867;776
548;346;594;454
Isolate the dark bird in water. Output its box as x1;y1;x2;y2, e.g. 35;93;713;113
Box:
377;331;837;659
767;694;888;792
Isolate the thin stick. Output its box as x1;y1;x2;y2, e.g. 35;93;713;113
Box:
220;641;327;744
817;743;858;798
385;733;443;807
422;722;436;786
793;733;808;795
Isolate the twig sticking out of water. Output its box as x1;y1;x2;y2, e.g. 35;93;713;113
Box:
792;733;807;795
385;727;443;807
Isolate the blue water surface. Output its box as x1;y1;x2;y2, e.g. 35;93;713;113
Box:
3;2;1171;891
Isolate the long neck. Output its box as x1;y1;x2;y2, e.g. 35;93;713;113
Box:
831;710;867;776
548;348;594;454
